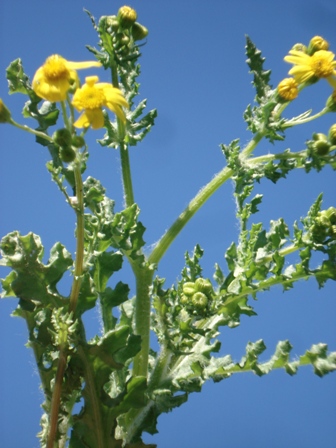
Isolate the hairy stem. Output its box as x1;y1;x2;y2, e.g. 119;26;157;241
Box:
148;166;233;266
69;160;85;314
46;350;67;448
132;267;154;377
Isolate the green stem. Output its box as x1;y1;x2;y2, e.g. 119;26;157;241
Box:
283;107;329;128
77;344;105;448
132;267;154;377
110;61;135;207
69;160;85;314
46;350;67;448
9;118;53;143
148;166;233;266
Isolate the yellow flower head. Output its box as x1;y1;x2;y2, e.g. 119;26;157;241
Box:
284;49;336;88
308;36;329;54
277;78;298;101
32;55;101;102
72;76;129;129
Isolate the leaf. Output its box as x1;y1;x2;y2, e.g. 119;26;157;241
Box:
0;231;70;309
91;251;123;291
245;35;272;103
6;58;32;95
101;281;130;308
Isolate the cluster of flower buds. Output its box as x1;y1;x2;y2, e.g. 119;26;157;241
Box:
52;128;85;163
310;124;336;156
99;6;148;61
310;206;336;244
180;278;214;315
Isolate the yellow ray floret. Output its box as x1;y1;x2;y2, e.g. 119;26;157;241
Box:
32;55;101;102
72;76;129;129
284;49;336;88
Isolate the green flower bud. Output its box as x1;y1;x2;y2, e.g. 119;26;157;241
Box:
180;294;190;305
99;15;120;32
53;128;72;147
328;124;336;145
312;133;330;155
291;43;307;53
323;207;336;224
72;135;85;148
312;140;330;156
182;282;197;296
118;6;137;28
195;277;213;294
191;292;208;309
59;146;76;163
0;99;12;123
131;22;149;41
325;91;336;112
307;36;329;55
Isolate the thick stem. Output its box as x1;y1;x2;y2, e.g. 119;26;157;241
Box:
132;267;154;377
148;166;233;266
46;350;67;448
120;140;135;207
69;161;85;314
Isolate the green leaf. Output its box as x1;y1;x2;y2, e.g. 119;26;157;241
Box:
0;231;70;309
91;251;123;291
101;281;130;307
245;36;272;103
6;58;32;95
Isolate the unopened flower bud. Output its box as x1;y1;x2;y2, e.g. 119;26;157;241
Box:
131;22;149;41
182;282;197;296
307;36;329;55
325;90;336;112
191;292;208;309
118;6;137;28
53;128;72;147
0;99;12;123
59;146;76;163
291;43;307;53
195;278;213;294
100;15;120;32
328;124;336;145
72;135;85;148
312;140;330;156
276;78;298;102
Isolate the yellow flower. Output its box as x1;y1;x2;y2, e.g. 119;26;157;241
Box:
277;78;298;101
284;49;336;88
32;55;101;102
308;36;329;54
72;76;129;129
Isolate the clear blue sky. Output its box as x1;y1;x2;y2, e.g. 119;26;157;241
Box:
1;1;336;447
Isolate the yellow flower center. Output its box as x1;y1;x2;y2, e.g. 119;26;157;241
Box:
74;76;105;109
43;55;70;80
311;51;334;78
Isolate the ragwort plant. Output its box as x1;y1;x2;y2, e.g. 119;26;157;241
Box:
1;7;336;448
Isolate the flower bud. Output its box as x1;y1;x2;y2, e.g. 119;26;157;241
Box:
180;294;189;305
311;132;330;155
276;78;298;102
328;124;336;145
59;146;76;163
0;99;12;123
118;6;137;28
99;15;120;32
195;277;213;294
131;22;149;41
325;90;336;112
291;43;307;53
182;282;197;296
191;292;208;309
72;135;85;148
53;128;72;147
307;36;329;55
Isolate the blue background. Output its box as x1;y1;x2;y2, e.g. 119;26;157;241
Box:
1;1;335;447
